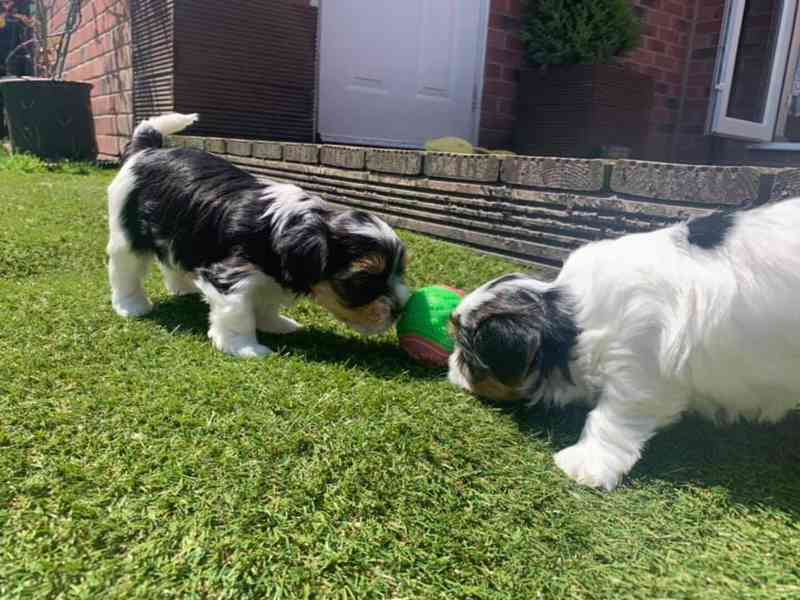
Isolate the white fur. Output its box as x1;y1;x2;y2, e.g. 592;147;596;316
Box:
196;271;299;358
453;199;800;491
134;112;199;138
107;156;153;317
107;113;198;317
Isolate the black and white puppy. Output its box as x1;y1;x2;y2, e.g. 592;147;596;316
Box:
108;113;409;357
448;199;800;490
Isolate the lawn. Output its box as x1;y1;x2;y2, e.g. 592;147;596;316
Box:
1;163;799;599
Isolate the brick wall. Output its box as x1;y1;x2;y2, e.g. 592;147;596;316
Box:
54;0;132;160
169;134;789;276
480;0;697;160
621;0;695;161
673;0;722;163
479;0;525;150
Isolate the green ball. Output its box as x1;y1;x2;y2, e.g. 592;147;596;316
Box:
396;285;465;367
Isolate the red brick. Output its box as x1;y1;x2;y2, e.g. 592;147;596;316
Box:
96;134;124;159
484;80;517;99
658;27;680;44
498;98;517;116
481;95;500;113
501;66;518;82
643;66;665;81
488;13;504;29
699;5;723;20
485;62;502;79
669;44;686;60
506;34;526;52
91;95;116;115
647;38;667;53
696;20;721;33
648;11;673;27
673;17;691;32
115;114;133;136
491;0;509;13
663;1;686;16
486;47;524;68
626;48;656;67
94;116;116;135
487;29;506;50
655;54;676;69
507;0;523;17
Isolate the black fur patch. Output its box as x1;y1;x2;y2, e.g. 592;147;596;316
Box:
121;126;163;163
455;283;579;391
537;289;579;385
687;211;736;249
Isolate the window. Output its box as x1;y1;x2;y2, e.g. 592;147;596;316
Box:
708;0;799;142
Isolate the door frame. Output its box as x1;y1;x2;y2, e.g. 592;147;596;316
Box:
313;0;491;148
707;0;799;142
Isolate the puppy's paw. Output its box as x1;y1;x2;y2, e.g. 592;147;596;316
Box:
554;443;626;492
112;295;153;318
231;342;272;359
256;315;302;335
209;331;272;358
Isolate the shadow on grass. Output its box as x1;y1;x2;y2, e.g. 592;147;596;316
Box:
142;295;442;380
493;400;800;516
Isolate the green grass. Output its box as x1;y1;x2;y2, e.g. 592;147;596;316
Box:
1;167;799;599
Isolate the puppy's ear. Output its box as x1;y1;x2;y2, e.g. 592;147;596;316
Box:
473;315;541;385
274;213;328;292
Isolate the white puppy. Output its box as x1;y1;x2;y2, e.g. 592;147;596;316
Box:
448;198;800;490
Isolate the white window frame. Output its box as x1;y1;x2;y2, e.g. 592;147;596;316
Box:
708;0;799;142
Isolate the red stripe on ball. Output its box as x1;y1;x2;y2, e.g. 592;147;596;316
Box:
399;334;450;367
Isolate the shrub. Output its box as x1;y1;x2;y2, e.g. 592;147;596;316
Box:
520;0;641;66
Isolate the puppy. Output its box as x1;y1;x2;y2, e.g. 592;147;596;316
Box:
448;199;800;490
108;113;409;357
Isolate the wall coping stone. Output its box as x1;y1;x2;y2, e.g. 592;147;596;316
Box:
225;139;253;157
501;156;608;192
204;137;227;154
424;152;500;182
321;145;366;170
168;135;780;206
769;168;800;202
283;143;320;164
180;136;205;150
610;160;766;206
252;141;283;161
365;148;424;175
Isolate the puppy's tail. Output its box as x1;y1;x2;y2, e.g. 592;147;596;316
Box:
121;112;199;163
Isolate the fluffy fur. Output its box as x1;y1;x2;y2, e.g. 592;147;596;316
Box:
108;113;409;357
448;199;800;490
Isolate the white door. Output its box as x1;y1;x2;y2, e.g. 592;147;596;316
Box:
708;0;798;141
318;0;489;148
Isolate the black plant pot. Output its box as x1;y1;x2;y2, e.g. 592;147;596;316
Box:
0;78;97;161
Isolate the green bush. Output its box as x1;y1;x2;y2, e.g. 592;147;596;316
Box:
521;0;641;65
